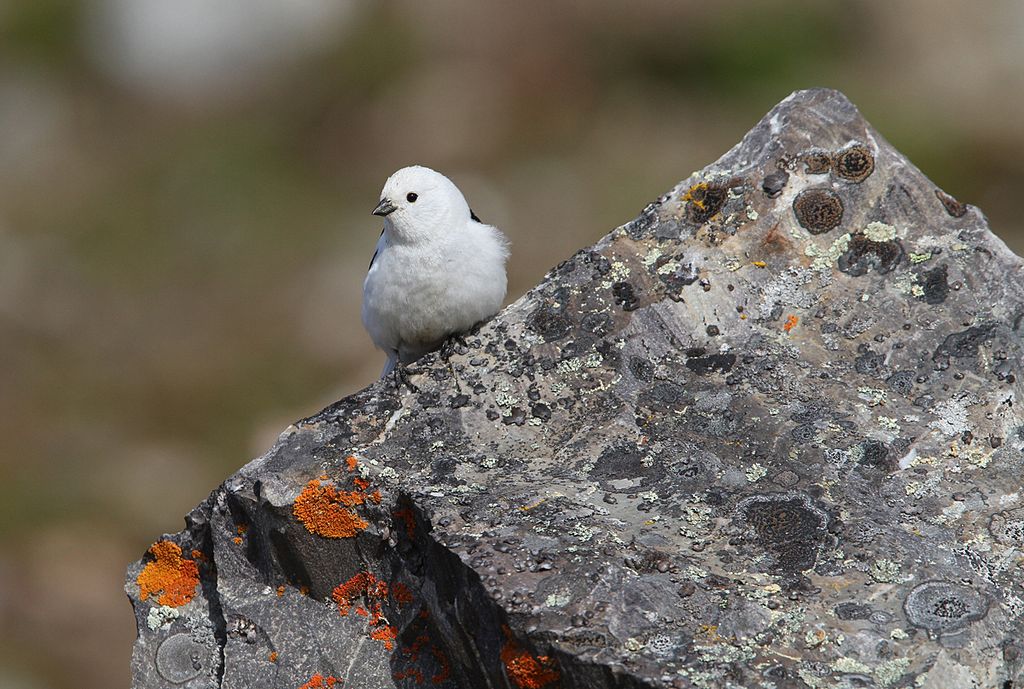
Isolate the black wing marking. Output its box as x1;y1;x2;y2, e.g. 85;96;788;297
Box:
470;208;481;223
368;227;384;270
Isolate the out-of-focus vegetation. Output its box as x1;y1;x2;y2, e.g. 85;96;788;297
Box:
0;1;1021;687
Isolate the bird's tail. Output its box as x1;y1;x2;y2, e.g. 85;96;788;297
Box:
380;356;397;378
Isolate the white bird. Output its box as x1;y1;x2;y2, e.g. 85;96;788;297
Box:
361;166;510;377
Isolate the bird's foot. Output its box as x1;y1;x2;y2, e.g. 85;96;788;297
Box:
439;333;469;362
391;365;420;393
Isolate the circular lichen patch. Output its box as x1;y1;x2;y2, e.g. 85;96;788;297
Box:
793;188;843;234
833;144;875;183
903;581;988;636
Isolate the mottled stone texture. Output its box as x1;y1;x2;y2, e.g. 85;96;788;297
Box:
127;89;1024;689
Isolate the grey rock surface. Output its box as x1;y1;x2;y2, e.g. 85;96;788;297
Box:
127;88;1024;689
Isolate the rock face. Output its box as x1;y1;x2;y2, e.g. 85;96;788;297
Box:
126;89;1024;689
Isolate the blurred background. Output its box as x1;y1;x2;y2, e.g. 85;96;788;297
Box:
0;1;1022;686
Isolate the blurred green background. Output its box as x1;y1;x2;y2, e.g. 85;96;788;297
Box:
1;1;1021;687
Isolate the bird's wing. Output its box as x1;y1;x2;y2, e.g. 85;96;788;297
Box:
470;208;481;223
368;227;385;270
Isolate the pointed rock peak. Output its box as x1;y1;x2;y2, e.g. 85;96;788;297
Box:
128;89;1022;689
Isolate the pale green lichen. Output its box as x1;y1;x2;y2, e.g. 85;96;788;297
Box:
863;221;897;242
893;272;918;295
806;233;852;272
877;416;900;431
685;564;708;580
797;668;828;689
641;247;664;267
494;391;519;408
857;387;887;407
146;605;181;630
909;252;932;264
745;463;768;482
874;657;911;688
656;258;684;276
928;396;976;436
890;628;909;640
832;657;870;674
544;592;571;607
804;629;827;648
600;260;631;289
555;352;603;376
871;558;906;583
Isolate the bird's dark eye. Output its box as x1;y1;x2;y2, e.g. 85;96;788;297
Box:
406;192;418;203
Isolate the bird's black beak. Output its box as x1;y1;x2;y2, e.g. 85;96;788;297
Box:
372;198;398;217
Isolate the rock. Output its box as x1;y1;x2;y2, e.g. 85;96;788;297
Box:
126;88;1024;689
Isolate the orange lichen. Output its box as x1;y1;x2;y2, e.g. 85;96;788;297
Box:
345;456;359;472
393;610;451;685
393;666;424;684
682;182;710;210
500;627;559;689
236;524;248;535
370;490;382;504
752;260;767;268
332;572;388;619
783;314;799;333
300;585;310;596
233;536;243;545
298;674;341;689
392;582;414;606
501;647;559;688
370;625;397;651
137;540;200;608
430;645;451;684
393;507;416;538
268;651;278;663
333;571;409;652
353;477;371;490
293;479;369;538
276;585;286;597
191;549;206;561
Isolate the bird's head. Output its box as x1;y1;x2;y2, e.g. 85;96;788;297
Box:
373;166;472;242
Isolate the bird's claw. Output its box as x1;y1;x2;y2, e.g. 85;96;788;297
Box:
391;365;420;393
440;333;469;362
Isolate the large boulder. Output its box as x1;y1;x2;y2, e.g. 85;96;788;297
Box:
126;88;1024;689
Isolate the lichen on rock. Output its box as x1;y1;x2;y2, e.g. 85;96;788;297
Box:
126;89;1024;689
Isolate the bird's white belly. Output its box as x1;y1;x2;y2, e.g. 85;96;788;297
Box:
362;248;503;360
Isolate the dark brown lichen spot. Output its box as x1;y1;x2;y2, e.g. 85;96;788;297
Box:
611;281;640;311
527;301;573;342
854;349;884;375
886;370;915;395
832;144;875;183
738;493;829;573
685;352;736;375
793;188;843;234
834;602;872;620
857;439;892;470
932;322;997;370
683;181;729;224
919;264;949;305
651;253;699;298
837;233;904;276
935;189;968;218
801;150;833;174
589;442;665;492
762;170;789;198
